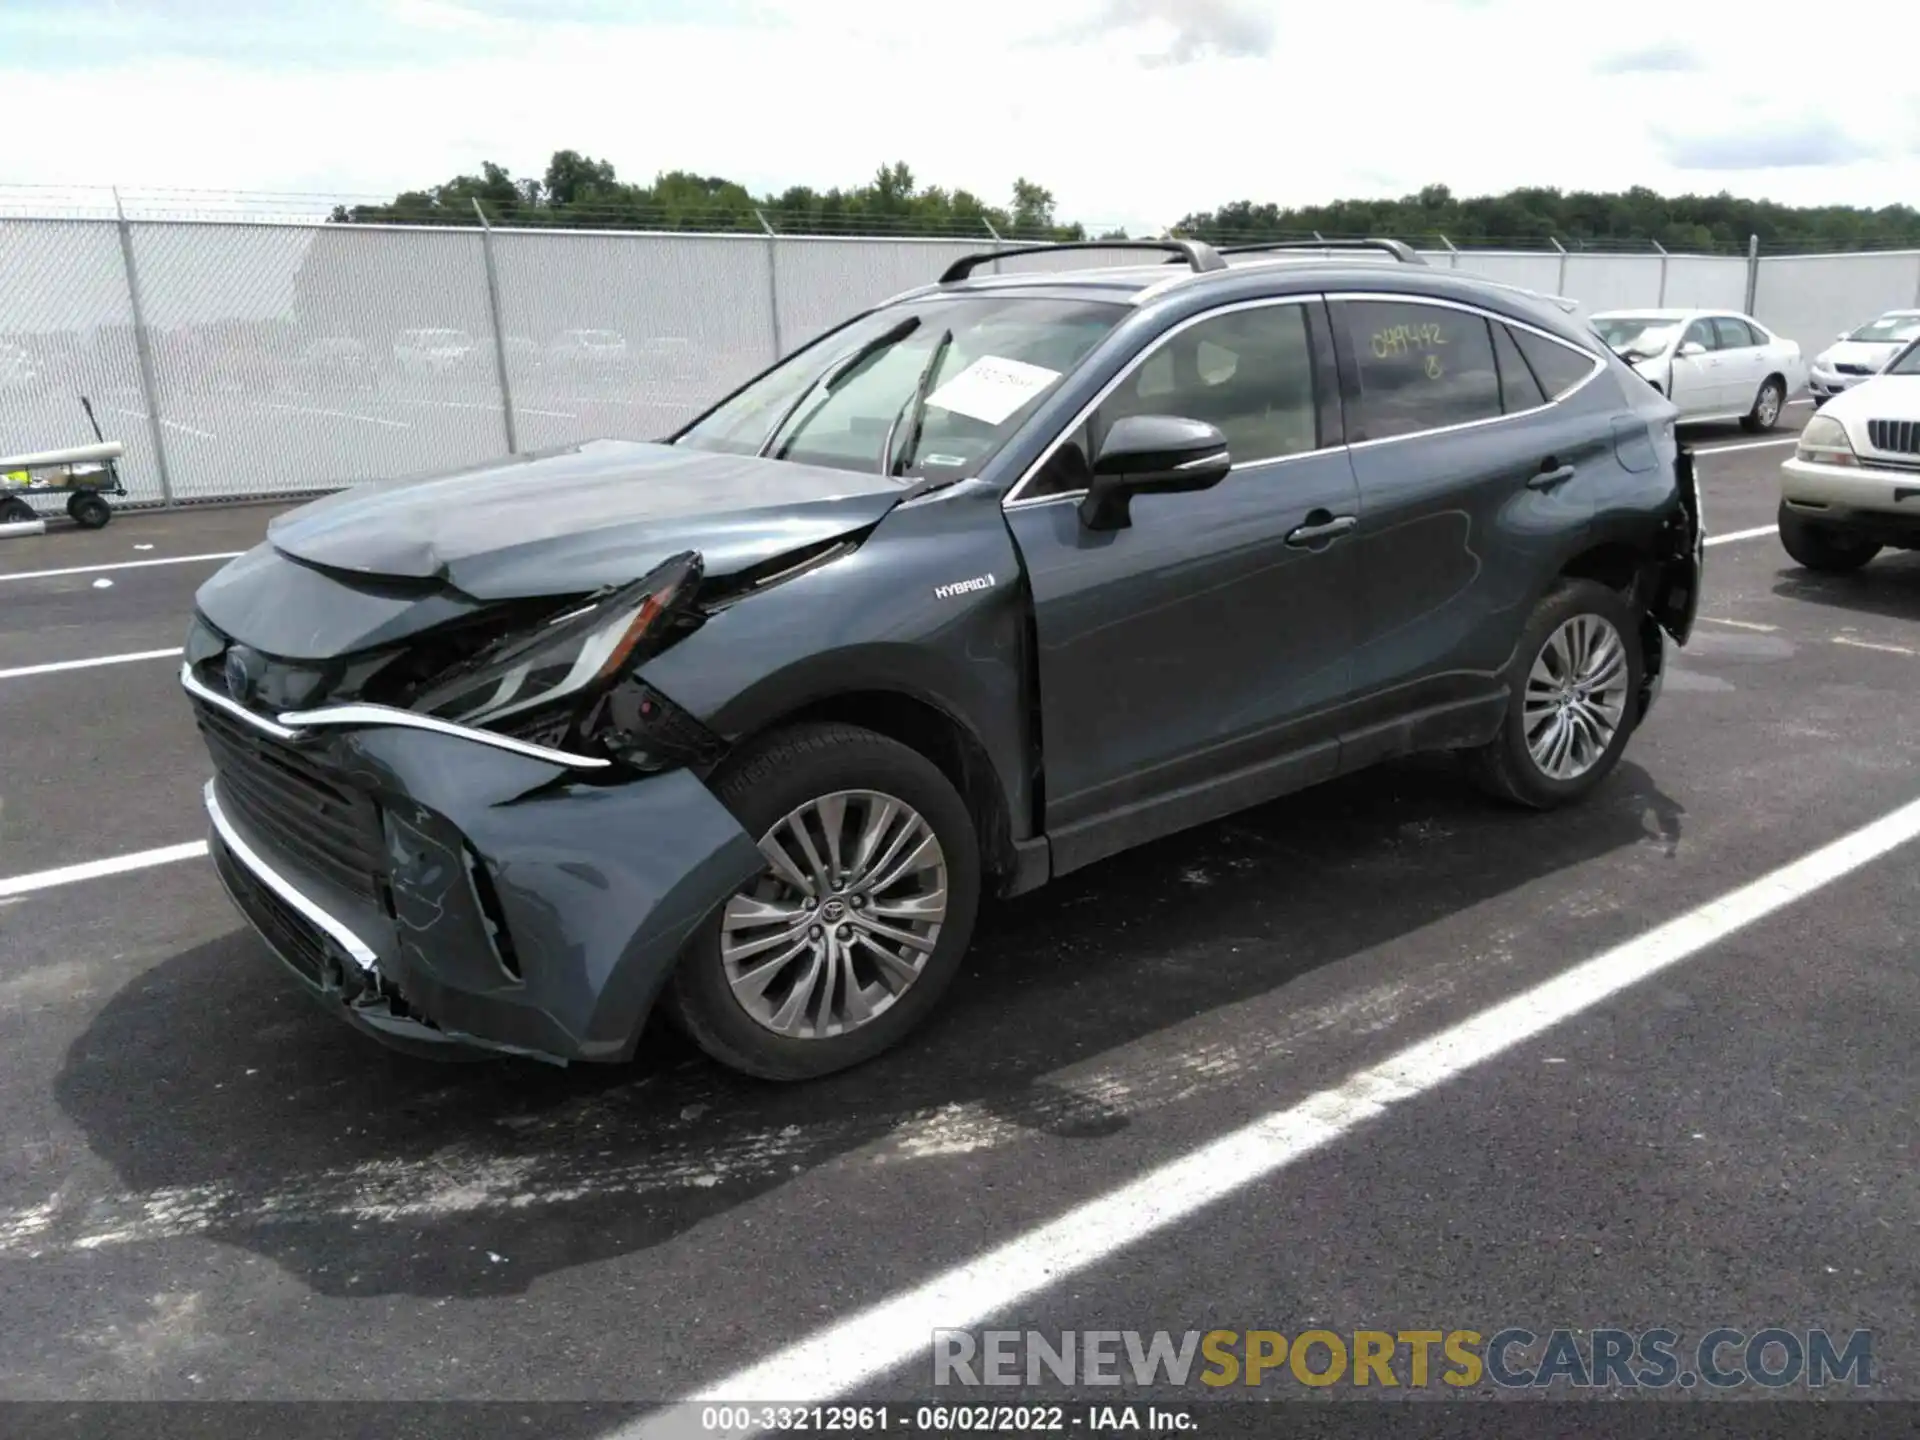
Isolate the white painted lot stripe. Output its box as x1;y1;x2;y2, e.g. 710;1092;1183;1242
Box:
0;646;181;681
1705;524;1777;547
263;402;409;430
625;791;1920;1438
1694;436;1799;455
1701;616;1778;633
0;841;207;901
1834;636;1916;657
0;551;243;582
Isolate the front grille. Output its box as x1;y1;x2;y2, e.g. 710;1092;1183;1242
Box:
193;691;386;902
1836;363;1873;376
213;834;331;987
1867;419;1920;455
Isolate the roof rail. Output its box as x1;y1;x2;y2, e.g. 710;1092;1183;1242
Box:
1213;238;1428;266
939;238;1226;284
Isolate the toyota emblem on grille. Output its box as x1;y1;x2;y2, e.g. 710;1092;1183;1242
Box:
224;646;259;706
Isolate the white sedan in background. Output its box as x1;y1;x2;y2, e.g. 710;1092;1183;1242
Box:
1808;309;1920;404
1777;338;1920;572
1591;308;1805;431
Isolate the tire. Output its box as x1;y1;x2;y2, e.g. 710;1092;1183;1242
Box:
1466;579;1645;811
1741;376;1785;433
0;495;34;524
1778;502;1880;573
66;492;111;529
664;721;982;1081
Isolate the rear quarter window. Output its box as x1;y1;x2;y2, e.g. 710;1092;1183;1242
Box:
1509;326;1601;401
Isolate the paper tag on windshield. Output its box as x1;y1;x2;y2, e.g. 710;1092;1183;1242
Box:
926;356;1061;426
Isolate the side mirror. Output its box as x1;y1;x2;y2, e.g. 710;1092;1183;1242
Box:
1078;415;1231;532
1676;340;1707;359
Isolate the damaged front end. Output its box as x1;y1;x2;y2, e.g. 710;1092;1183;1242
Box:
185;548;790;1064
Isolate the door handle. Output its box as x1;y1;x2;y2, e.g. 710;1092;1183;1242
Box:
1528;463;1576;492
1285;514;1357;547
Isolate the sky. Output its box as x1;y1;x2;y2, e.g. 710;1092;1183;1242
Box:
3;0;1919;232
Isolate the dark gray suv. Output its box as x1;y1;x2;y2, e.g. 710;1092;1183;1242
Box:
182;238;1702;1080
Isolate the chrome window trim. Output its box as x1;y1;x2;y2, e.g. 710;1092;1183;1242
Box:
181;662;302;741
276;704;613;770
1004;290;1610;507
182;662;611;769
205;778;379;973
1324;291;1607;453
1002;294;1323;509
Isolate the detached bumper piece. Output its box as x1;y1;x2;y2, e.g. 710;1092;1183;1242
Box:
187;663;766;1065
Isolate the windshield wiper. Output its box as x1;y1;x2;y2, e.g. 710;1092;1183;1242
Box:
758;316;922;460
880;327;953;477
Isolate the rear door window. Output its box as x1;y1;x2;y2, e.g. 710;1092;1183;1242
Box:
1713;317;1756;350
1339;300;1502;441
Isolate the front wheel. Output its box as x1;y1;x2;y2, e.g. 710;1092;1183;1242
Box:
1466;579;1644;810
1742;377;1785;433
1778;502;1880;573
665;721;982;1081
67;491;111;529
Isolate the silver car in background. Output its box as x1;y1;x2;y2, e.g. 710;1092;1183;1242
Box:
1808;310;1920;404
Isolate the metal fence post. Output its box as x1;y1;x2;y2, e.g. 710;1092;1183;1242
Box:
1652;240;1669;307
471;201;518;456
756;209;785;362
1550;236;1568;296
112;188;175;505
1438;234;1459;270
983;216;1003;275
1911;252;1920;308
1744;234;1760;316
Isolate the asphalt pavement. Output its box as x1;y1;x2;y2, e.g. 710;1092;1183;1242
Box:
2;403;1917;1435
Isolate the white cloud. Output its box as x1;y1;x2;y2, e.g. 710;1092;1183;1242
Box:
2;0;1918;232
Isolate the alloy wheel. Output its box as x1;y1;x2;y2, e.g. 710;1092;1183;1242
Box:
1523;614;1629;781
1757;384;1781;426
720;789;949;1039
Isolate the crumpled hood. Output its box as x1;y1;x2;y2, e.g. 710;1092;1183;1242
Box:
1814;339;1908;372
267;438;907;600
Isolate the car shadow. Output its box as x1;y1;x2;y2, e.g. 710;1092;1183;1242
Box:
54;755;1684;1299
1771;550;1920;623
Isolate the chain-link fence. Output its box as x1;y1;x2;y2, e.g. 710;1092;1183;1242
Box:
3;213;1918;510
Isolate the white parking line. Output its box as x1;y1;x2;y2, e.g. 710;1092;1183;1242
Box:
1833;636;1916;657
1788;397;1814;407
0;647;182;681
0;552;243;582
1705;525;1777;547
0;841;208;901
107;406;216;440
1693;436;1799;456
263;402;410;430
624;790;1920;1438
1701;617;1778;632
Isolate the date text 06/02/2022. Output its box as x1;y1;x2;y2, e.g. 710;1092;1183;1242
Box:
696;1404;1191;1432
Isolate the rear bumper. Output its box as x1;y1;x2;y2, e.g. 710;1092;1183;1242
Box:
196;710;764;1065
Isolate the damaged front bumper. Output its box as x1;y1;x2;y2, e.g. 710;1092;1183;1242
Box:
191;670;766;1065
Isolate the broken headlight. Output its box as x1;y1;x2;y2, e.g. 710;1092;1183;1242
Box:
410;552;703;740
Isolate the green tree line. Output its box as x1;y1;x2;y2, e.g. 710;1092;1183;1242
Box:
332;155;1920;254
330;152;1088;240
1175;183;1920;254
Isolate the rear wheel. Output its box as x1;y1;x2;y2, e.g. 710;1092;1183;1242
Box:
1466;579;1643;810
1778;502;1880;573
1741;376;1785;433
665;721;981;1081
67;491;112;529
0;496;34;525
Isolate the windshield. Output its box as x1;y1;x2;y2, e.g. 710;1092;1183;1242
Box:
1885;339;1920;376
675;295;1125;479
1590;317;1682;358
1848;315;1920;345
